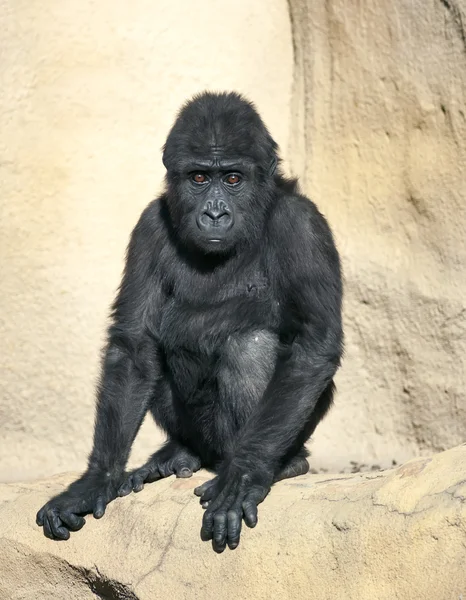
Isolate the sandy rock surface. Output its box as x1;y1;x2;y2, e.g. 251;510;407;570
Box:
1;445;465;600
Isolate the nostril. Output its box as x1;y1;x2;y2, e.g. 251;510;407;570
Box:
196;207;233;232
204;209;229;221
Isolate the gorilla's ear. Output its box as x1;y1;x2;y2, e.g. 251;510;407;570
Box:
162;146;169;170
268;156;278;176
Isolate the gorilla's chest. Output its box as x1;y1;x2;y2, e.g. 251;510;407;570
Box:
157;280;279;413
157;277;277;354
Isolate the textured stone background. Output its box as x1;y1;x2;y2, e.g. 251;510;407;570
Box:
1;0;465;482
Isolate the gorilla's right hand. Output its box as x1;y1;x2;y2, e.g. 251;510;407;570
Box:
36;470;121;540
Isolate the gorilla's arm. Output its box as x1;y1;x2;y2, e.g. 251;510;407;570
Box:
195;198;343;551
233;205;342;469
36;207;163;540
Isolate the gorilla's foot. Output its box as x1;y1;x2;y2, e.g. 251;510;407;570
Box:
118;441;201;496
274;454;310;483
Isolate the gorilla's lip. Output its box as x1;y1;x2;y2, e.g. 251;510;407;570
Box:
208;239;222;243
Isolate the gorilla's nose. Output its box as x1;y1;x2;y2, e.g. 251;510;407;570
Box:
204;200;230;222
197;200;233;233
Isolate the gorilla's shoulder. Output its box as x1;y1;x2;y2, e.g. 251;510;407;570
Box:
270;191;333;244
133;197;169;241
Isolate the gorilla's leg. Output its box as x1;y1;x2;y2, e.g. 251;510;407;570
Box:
274;447;310;482
118;440;201;496
273;383;335;483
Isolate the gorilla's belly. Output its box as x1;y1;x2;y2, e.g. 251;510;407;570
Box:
163;328;278;463
217;329;278;410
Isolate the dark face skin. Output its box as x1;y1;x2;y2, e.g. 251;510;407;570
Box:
161;92;279;256
166;154;264;256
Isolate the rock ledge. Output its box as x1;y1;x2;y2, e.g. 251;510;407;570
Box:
1;445;466;600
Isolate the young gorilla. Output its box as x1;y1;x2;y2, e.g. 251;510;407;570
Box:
37;92;343;553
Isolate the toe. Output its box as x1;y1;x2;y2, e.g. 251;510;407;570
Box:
176;467;193;478
194;478;216;497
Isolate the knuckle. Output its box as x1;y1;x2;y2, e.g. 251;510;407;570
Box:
240;472;251;485
213;512;226;523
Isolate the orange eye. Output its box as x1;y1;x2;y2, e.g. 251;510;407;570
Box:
226;174;240;185
193;173;207;183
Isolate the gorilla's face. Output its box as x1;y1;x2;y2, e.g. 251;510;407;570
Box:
162;92;279;256
168;155;263;255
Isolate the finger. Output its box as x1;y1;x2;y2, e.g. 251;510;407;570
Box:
36;507;45;526
48;510;70;540
93;496;106;519
225;483;247;549
118;478;133;497
144;468;163;484
132;472;147;493
200;480;236;540
200;507;215;541
60;511;86;531
242;499;258;528
194;478;217;497
202;480;232;516
212;511;228;553
242;485;267;528
227;508;242;550
42;515;54;539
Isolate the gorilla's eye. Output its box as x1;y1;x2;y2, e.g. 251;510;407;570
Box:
192;173;208;184
225;174;241;185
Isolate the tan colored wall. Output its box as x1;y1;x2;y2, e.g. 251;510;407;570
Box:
0;0;293;481
288;0;466;470
1;0;465;483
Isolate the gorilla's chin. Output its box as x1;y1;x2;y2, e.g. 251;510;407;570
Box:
195;235;235;256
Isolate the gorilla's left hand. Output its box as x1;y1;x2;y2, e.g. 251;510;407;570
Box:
194;466;272;552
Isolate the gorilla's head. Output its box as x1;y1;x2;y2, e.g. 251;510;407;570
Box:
162;92;279;255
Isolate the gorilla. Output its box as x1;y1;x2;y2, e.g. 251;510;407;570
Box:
37;91;343;553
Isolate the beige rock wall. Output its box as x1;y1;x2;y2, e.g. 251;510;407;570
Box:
1;445;466;599
288;0;466;471
0;0;293;481
1;0;465;482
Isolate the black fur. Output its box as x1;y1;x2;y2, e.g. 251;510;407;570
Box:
37;91;343;552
